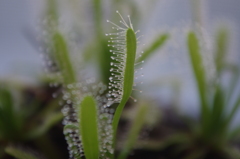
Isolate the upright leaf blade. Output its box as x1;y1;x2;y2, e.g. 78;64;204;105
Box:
214;28;228;75
0;87;21;140
136;33;169;63
208;86;226;139
112;28;137;146
187;32;209;132
122;28;137;100
106;15;139;155
52;32;76;85
79;96;99;159
212;87;225;126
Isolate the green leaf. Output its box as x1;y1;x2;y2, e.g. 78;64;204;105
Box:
187;32;209;131
122;28;137;100
0;87;13;135
52;31;76;85
118;103;148;159
112;28;137;147
136;33;169;63
5;147;39;159
214;28;228;75
92;0;102;38
208;86;225;137
0;87;22;140
79;96;100;159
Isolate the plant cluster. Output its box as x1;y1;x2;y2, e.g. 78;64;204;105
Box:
1;0;240;159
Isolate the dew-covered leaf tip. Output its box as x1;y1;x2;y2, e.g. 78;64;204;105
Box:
106;10;144;107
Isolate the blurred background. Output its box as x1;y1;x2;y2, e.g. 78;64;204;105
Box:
1;0;240;159
1;0;240;110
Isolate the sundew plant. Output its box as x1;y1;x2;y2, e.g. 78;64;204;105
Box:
3;1;240;159
3;0;169;158
43;11;151;159
59;12;144;159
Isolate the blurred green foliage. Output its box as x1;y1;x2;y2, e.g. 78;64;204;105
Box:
153;29;240;159
0;83;63;159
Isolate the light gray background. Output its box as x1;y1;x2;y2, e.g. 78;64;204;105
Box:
1;0;239;79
